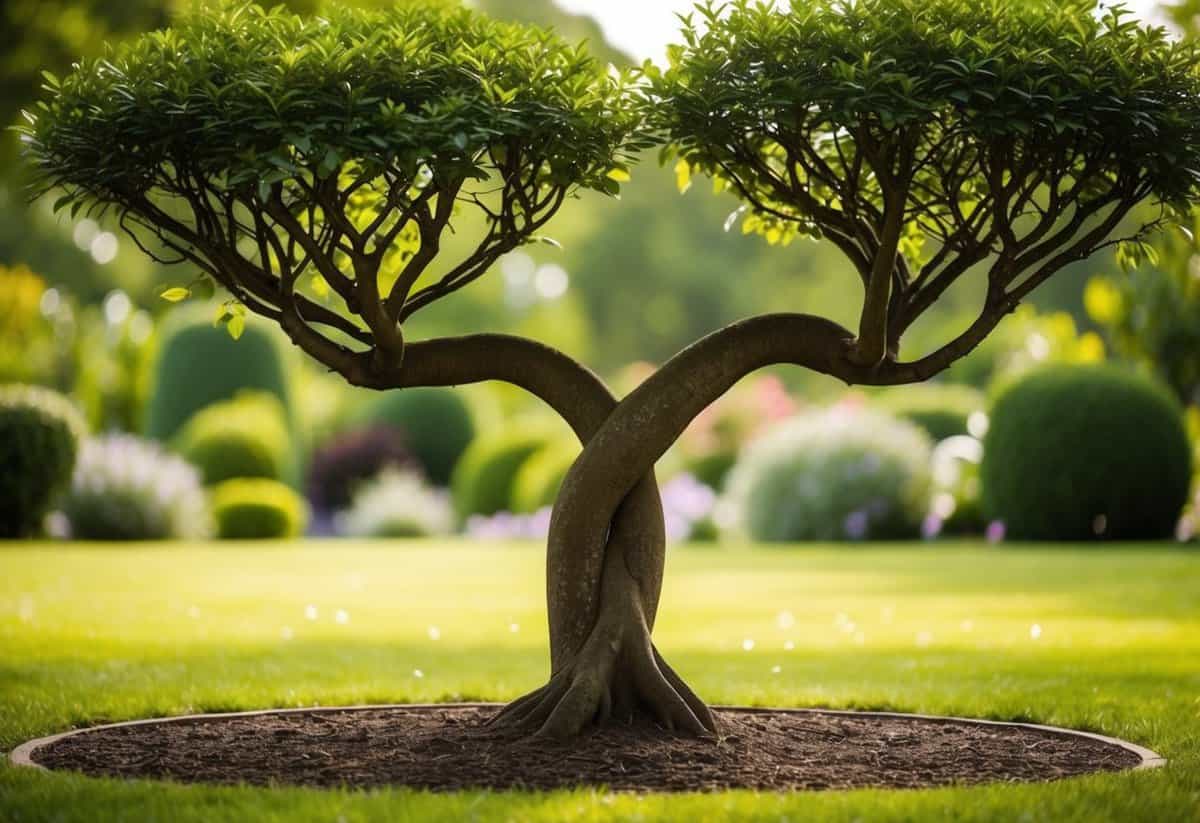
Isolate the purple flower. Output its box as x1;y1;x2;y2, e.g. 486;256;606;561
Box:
986;520;1007;544
843;510;870;540
921;514;944;540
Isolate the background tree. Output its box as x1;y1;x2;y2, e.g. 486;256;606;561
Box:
23;0;1200;739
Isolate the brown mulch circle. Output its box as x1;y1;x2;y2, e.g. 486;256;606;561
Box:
29;705;1145;793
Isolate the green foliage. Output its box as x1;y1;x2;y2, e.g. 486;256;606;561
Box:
27;2;642;205
647;0;1200;361
354;388;475;486
173;392;293;486
944;306;1106;389
874;383;985;442
510;439;577;513
211;477;309;540
0;265;61;386
22;2;647;351
650;0;1200;244
450;425;556;520
59;433;211;540
724;408;933;543
1085;221;1200;404
981;364;1192;540
143;307;292;442
0;384;85;538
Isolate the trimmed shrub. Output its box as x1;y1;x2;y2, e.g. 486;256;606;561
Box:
336;469;454;538
874;383;985;443
212;478;309;540
981;364;1191;541
510;440;578;514
0;385;86;537
723;408;933;543
143;307;292;442
355;388;475;486
306;425;416;513
59;434;211;540
451;426;556;520
680;450;739;492
173;392;292;486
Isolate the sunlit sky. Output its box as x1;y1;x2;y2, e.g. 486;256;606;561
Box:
555;0;1169;64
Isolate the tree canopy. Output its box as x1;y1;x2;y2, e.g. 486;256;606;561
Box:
647;0;1200;364
22;1;645;366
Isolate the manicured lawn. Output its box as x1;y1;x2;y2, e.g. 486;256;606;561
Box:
0;542;1197;821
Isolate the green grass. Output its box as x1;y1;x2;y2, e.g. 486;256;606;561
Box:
1;541;1198;821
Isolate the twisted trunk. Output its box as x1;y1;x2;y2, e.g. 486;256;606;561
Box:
371;335;713;737
533;313;971;734
547;315;860;664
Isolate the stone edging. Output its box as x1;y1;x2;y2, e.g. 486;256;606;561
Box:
8;702;1167;776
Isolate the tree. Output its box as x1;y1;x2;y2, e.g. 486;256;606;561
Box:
22;0;1200;739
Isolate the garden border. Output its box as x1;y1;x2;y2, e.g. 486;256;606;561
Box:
8;702;1167;781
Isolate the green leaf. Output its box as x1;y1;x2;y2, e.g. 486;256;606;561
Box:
227;314;246;341
674;160;692;195
160;287;191;303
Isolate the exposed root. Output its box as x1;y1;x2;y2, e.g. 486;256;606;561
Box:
490;596;717;740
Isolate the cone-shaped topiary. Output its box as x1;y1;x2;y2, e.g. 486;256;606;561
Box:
0;385;86;538
981;364;1192;541
143;307;293;442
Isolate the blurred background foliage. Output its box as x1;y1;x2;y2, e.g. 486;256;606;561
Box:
0;0;1196;545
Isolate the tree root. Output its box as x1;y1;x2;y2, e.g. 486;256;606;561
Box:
490;576;717;740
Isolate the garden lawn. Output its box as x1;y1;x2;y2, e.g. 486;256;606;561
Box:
0;542;1197;822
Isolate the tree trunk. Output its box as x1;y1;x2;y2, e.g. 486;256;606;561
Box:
375;335;713;738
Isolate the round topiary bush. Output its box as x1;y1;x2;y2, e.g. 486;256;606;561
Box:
173;392;293;486
211;478;309;540
510;440;578;514
355;388;475;486
451;426;557;520
306;425;417;514
58;434;211;540
874;383;986;443
0;385;87;538
723;408;933;543
143;307;293;442
981;364;1191;541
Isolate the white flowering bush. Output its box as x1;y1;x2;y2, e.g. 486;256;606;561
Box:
57;434;211;540
722;408;933;543
335;469;454;539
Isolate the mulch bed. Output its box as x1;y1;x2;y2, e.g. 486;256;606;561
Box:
30;705;1142;793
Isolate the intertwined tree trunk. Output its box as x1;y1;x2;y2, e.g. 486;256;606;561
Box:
363;335;713;738
359;313;984;739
